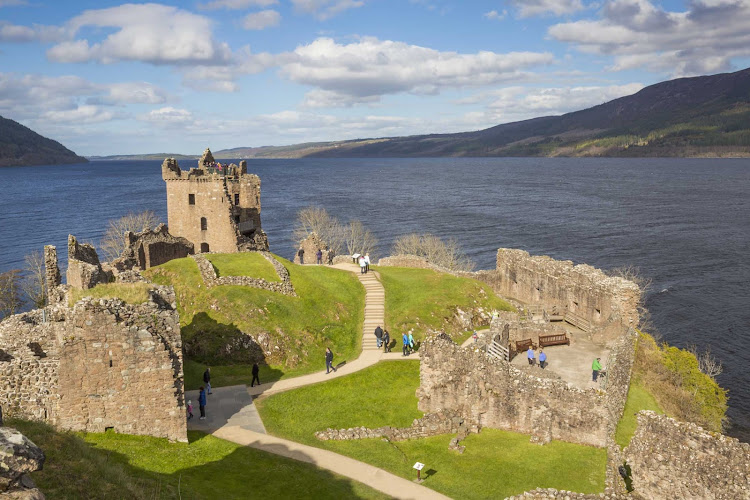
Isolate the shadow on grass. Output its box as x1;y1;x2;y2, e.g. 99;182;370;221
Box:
11;419;386;500
182;313;284;390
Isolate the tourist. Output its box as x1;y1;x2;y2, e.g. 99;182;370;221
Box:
325;347;337;374
298;247;305;264
472;330;478;343
316;248;323;265
198;387;207;420
187;399;194;420
364;253;371;273
359;255;367;274
383;330;391;352
538;349;547;369
203;367;212;394
402;332;409;356
375;325;383;348
408;332;415;352
527;346;535;366
251;362;260;387
327;246;334;265
592;357;603;382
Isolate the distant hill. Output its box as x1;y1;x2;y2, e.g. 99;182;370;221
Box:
0;115;87;167
88;153;198;161
213;67;750;159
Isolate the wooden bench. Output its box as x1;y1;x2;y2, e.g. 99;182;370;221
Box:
515;338;536;352
539;333;570;347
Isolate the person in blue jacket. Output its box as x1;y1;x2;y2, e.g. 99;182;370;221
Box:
198;386;207;420
402;332;409;356
538;349;547;369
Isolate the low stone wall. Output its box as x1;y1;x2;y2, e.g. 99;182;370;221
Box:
191;252;296;296
625;411;750;500
0;427;45;499
315;411;471;442
0;287;187;443
505;488;624;499
377;254;440;270
418;334;609;447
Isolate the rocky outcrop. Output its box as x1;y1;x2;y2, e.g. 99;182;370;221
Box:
0;427;45;499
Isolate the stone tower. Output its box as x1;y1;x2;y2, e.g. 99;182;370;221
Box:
161;148;269;253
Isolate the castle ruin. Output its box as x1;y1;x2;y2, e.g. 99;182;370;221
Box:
161;148;269;254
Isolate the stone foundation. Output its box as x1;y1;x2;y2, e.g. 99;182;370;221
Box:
191;253;296;296
315;411;472;443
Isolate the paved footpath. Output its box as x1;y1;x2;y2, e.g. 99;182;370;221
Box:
188;263;441;499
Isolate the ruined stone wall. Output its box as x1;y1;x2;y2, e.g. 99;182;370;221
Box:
490;312;570;347
493;249;640;331
293;233;332;265
315;411;470;442
0;288;187;442
625;411;750;500
111;224;194;271
66;235;112;289
162;154;268;254
192;253;296;296
418;334;609;447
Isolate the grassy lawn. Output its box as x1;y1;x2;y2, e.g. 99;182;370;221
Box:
377;267;514;341
205;252;280;282
615;378;663;449
10;419;387;500
257;361;606;499
69;282;152;306
145;254;364;386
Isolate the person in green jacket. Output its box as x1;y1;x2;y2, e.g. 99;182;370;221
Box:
592;357;603;382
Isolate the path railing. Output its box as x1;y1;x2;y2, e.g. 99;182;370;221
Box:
564;311;591;332
486;339;509;362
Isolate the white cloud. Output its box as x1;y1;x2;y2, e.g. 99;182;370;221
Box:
95;82;168;105
291;0;366;20
484;9;507;20
508;0;585;18
43;105;116;124
301;89;380;108
242;10;281;30
549;0;750;76
199;0;278;9
0;21;67;42
46;4;231;65
280;37;554;106
140;106;194;125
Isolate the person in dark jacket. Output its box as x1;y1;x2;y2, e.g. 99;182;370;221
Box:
203;367;212;394
298;248;305;264
325;347;337;374
374;325;383;348
251;363;260;387
316;249;323;265
198;386;207;420
382;330;391;353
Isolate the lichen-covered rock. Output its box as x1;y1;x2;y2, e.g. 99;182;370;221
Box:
0;428;45;499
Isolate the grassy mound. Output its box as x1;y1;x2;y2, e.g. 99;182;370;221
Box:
631;331;727;432
377;267;514;341
205;252;280;282
257;361;606;499
9;419;386;499
68;282;152;306
145;254;364;388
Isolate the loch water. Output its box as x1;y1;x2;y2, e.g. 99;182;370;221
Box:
1;157;748;441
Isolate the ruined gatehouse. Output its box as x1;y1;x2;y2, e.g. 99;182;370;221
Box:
162;148;269;254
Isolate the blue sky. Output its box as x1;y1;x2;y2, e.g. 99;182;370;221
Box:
1;0;750;155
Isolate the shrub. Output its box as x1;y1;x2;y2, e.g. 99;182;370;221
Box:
392;233;475;272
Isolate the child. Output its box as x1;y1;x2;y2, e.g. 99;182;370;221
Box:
187;400;194;420
472;330;478;343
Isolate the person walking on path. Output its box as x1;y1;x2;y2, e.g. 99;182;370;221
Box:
198;387;207;420
527;346;536;366
538;349;547;369
203;367;212;394
187;400;194;420
359;255;367;274
592;357;603;382
374;325;384;348
327;247;334;265
298;248;305;264
251;362;260;387
316;249;323;265
383;330;391;353
325;347;337;374
364;253;371;273
402;332;409;356
408;332;415;353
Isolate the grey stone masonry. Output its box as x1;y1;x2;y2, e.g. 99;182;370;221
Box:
0;427;45;499
191;252;296;297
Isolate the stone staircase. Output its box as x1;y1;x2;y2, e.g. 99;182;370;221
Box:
358;271;385;351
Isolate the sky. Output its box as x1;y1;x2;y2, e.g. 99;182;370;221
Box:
1;0;750;156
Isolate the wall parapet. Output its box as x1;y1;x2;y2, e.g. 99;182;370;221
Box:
191;252;296;296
